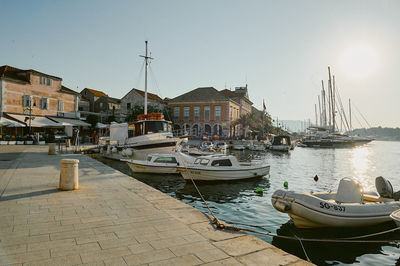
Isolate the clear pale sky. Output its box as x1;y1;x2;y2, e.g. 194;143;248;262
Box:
1;0;400;128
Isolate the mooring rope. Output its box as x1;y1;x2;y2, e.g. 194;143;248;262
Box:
188;175;400;245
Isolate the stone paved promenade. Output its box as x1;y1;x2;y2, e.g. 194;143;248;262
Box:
0;145;311;265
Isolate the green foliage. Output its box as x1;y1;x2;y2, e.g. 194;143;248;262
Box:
234;109;288;139
86;114;99;128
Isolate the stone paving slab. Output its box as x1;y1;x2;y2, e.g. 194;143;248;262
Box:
0;146;313;265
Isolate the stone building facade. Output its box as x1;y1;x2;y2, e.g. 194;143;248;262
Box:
168;87;243;138
120;88;166;117
0;65;80;118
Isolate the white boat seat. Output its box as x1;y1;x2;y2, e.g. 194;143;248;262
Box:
362;194;394;203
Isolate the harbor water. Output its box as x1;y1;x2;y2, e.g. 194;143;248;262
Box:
92;140;400;265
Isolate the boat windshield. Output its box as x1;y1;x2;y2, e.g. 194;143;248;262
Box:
211;159;232;166
147;156;152;161
154;157;177;163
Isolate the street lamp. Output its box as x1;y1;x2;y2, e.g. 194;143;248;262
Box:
24;100;36;134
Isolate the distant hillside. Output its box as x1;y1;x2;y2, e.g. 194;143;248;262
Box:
349;127;400;141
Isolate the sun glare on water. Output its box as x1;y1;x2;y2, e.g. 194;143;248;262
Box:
339;43;380;80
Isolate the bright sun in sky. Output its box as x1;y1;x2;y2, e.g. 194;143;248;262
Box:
339;43;380;80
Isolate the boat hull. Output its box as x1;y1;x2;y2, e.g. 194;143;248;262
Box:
126;161;178;174
272;189;400;228
178;165;270;181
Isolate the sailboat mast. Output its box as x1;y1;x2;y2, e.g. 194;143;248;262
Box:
318;95;322;126
349;99;352;131
314;104;318;126
321;80;327;127
140;40;154;116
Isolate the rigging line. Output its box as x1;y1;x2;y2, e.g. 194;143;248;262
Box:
135;60;146;90
353;103;372;128
148;65;173;122
353;112;364;129
334;87;350;131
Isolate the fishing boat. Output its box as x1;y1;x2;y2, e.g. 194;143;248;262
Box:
177;154;270;181
102;42;182;160
122;152;195;174
271;177;400;228
266;135;291;152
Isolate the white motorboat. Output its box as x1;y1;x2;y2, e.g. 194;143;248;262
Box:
122;152;196;174
177;154;270;181
266;135;291;152
272;177;400;228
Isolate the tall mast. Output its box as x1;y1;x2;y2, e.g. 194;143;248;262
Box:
314;104;318;126
327;67;333;132
321;80;327;127
332;73;336;133
349;99;352;131
140;41;154;115
318;95;322;126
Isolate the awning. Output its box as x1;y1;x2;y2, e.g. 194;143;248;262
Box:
96;122;108;128
0;117;25;127
48;117;91;127
6;114;62;128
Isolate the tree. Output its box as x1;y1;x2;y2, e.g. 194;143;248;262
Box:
86;114;99;128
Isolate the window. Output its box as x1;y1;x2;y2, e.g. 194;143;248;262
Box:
23;95;31;107
127;103;131;110
154;157;178;164
147;156;152;161
99;102;103;108
204;106;210;120
46;78;52;86
229;106;232;120
211;159;232;166
40;76;46;84
183;107;190;117
174;107;180;118
57;100;64;112
194;106;200;117
215;106;221;118
194;158;209;165
40;98;48;110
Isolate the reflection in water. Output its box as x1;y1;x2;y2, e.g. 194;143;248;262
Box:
272;221;400;266
90;141;400;265
350;146;373;191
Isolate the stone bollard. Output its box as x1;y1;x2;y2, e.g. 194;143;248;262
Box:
48;143;57;155
59;159;79;190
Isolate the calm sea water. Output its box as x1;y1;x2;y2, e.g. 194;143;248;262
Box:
93;141;400;265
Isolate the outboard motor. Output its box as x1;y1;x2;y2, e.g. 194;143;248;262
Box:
375;176;400;200
375;176;393;198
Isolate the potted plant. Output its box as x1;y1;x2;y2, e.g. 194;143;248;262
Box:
0;135;7;145
8;136;16;145
16;136;24;145
25;135;34;145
